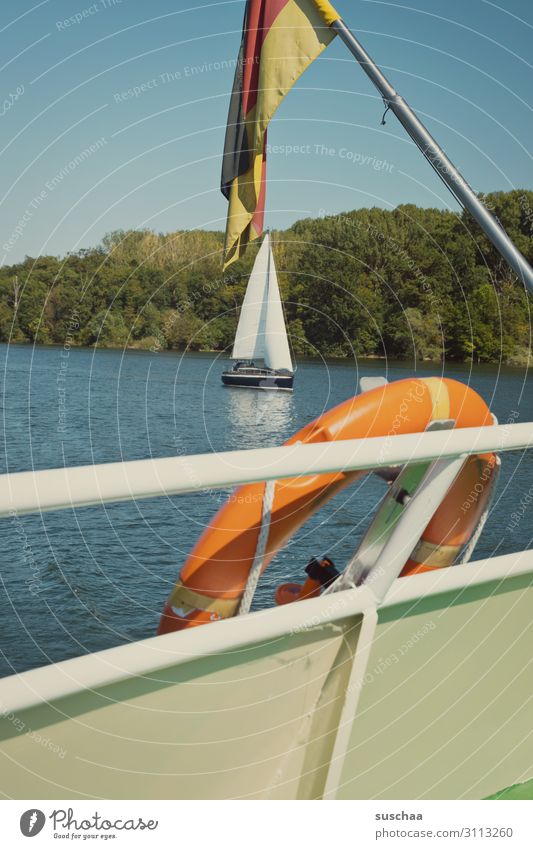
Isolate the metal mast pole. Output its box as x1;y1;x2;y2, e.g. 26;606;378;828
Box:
332;18;533;295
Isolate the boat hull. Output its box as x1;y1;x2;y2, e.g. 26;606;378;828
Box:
1;553;531;800
221;369;294;391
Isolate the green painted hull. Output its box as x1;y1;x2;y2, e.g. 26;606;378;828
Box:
487;779;533;800
0;558;532;799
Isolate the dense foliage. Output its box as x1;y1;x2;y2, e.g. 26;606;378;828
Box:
1;190;531;364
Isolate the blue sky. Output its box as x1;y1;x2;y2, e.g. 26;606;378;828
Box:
0;0;531;263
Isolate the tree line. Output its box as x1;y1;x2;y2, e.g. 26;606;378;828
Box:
0;189;531;364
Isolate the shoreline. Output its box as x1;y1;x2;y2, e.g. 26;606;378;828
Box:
0;340;530;370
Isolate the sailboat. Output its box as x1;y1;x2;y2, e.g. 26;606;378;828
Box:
222;234;294;391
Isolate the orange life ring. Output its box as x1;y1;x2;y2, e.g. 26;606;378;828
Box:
158;377;496;634
402;452;498;575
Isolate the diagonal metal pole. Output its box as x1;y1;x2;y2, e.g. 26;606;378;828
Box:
332;18;533;295
362;456;466;603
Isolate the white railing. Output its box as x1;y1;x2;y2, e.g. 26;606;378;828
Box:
1;550;532;715
0;422;532;517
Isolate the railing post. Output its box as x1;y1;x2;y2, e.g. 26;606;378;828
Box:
363;457;466;603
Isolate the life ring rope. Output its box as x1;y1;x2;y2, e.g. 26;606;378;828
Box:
238;479;276;615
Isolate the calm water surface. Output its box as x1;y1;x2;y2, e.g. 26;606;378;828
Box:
0;344;531;676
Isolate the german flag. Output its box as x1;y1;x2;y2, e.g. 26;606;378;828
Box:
221;0;340;267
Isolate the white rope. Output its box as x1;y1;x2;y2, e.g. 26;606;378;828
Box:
459;459;500;565
459;507;489;565
238;479;276;616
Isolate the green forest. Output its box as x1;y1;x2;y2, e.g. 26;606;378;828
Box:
1;189;532;364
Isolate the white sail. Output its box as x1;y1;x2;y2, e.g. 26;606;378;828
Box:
231;236;269;361
263;247;293;372
231;234;293;373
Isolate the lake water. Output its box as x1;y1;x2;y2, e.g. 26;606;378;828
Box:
0;343;531;677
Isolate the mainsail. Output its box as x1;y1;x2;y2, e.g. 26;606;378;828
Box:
231;234;293;372
263;246;293;372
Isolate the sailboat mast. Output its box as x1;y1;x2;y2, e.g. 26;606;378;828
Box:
265;232;271;368
266;232;270;300
331;18;533;295
270;237;297;373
